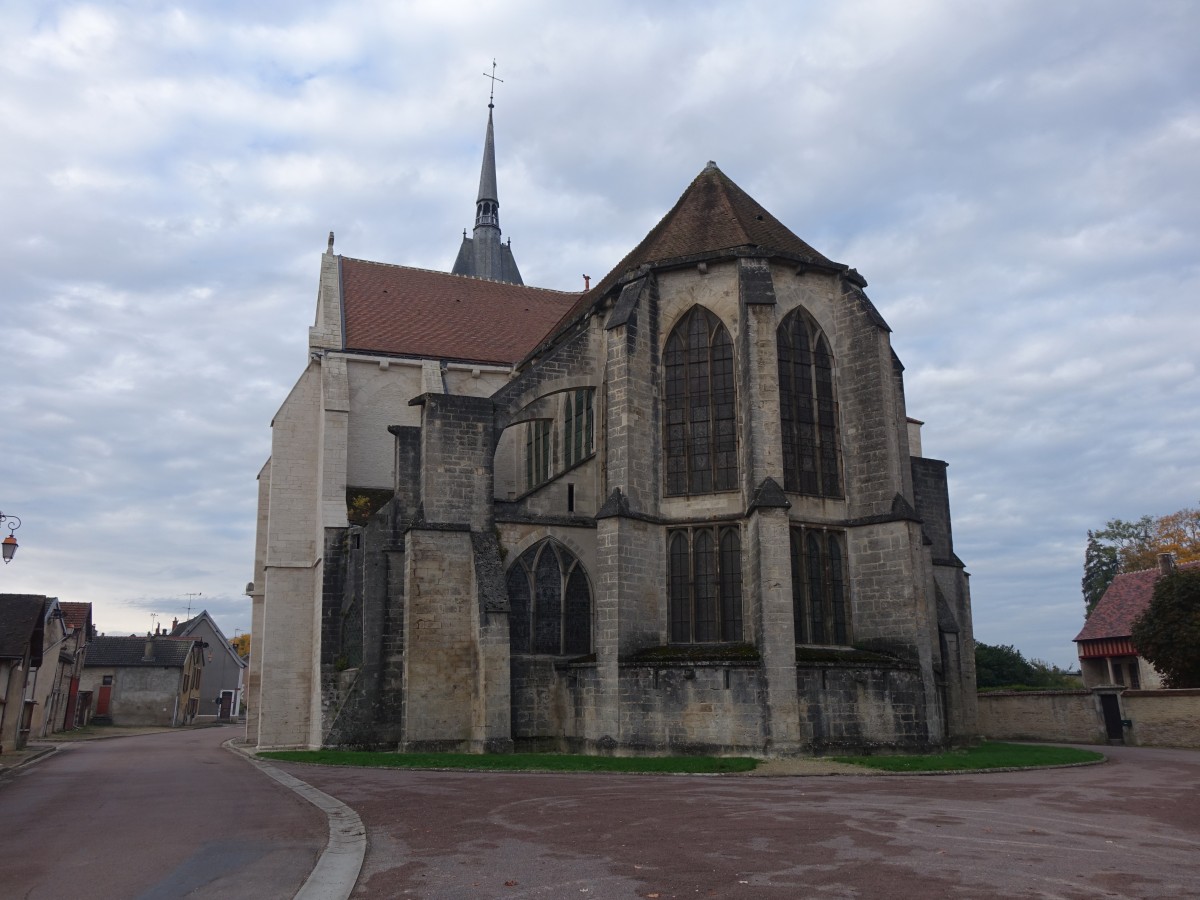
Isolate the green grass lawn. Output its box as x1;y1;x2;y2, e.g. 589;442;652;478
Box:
832;741;1105;772
258;741;1103;775
257;749;758;774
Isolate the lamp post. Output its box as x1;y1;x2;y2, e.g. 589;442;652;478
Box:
0;511;20;564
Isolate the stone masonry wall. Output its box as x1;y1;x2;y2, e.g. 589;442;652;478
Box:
976;689;1200;748
418;393;495;528
976;690;1106;744
1123;690;1200;748
402;528;479;748
797;663;929;752
618;663;768;754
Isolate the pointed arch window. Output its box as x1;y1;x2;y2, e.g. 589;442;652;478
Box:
525;419;551;490
778;310;842;497
506;540;592;656
790;527;849;646
668;526;744;643
563;388;595;468
664;307;738;496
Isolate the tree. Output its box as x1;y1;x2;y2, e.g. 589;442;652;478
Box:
1082;531;1120;616
974;642;1078;690
1131;569;1200;688
230;633;250;659
1083;506;1200;617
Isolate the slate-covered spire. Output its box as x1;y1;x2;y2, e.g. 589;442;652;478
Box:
475;107;499;227
451;97;523;284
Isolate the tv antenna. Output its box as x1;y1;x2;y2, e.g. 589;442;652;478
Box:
185;593;202;617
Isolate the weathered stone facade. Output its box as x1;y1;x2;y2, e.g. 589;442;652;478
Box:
249;155;977;755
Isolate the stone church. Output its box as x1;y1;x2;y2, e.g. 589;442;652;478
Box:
247;102;977;755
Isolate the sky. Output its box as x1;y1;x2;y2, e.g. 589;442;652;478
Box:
2;0;1197;666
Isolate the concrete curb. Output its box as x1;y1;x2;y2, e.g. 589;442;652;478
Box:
225;740;365;900
0;744;58;782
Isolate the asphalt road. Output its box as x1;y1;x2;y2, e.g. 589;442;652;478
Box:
0;726;326;900
272;744;1200;900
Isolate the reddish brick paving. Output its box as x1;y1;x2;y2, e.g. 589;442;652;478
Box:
275;744;1200;899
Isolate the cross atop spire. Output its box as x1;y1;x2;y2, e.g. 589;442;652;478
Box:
483;59;503;109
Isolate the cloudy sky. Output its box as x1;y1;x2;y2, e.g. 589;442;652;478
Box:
3;0;1197;665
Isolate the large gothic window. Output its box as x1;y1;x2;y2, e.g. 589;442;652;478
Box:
668;526;744;643
777;309;842;497
664;307;738;496
790;528;849;645
506;540;591;655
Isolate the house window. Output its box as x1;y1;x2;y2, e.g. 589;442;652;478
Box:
563;388;595;468
506;540;591;655
525;419;552;490
664;307;738;496
668;526;744;643
102;675;113;686
778;309;842;497
790;528;850;645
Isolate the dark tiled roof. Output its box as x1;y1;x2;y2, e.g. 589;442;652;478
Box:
1075;560;1200;642
592;161;836;298
533;162;844;359
84;635;197;668
339;258;577;365
59;601;92;633
168;614;199;637
0;594;46;659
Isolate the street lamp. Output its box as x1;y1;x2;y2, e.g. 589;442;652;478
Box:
0;511;20;564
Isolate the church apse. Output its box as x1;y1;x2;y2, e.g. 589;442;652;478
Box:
253;151;976;755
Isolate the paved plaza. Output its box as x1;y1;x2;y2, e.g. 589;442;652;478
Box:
2;728;1198;898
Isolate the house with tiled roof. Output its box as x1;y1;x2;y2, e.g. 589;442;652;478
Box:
0;594;49;752
0;594;94;747
249;103;977;755
80;633;205;727
168;611;245;720
1074;554;1198;689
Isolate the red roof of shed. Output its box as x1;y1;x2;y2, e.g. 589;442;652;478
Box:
1075;560;1200;642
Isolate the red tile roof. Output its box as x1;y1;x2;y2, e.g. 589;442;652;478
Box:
340;258;579;365
1075;560;1200;642
59;601;91;632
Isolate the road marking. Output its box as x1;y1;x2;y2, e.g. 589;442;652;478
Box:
226;741;365;900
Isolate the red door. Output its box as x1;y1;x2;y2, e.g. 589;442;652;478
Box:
96;685;112;716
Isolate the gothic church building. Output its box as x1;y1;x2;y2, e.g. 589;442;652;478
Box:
248;105;977;755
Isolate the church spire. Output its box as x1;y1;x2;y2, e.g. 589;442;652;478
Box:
450;61;523;284
474;107;499;230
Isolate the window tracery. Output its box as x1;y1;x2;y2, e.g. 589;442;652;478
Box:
668;525;744;643
777;309;842;497
664;307;738;496
790;528;849;645
507;540;592;656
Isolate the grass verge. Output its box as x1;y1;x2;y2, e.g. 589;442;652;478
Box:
832;741;1104;772
258;750;758;774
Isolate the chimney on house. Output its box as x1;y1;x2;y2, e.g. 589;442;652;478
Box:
172;617;178;631
143;633;155;662
1158;552;1176;576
